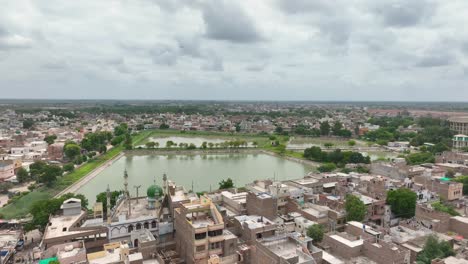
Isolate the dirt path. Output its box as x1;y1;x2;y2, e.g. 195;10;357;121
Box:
55;152;125;197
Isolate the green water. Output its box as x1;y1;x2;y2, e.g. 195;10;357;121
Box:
76;153;313;204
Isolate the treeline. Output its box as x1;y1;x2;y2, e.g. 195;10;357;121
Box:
304;146;370;173
364;116;453;151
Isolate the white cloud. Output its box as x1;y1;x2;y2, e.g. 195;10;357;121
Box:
0;0;468;100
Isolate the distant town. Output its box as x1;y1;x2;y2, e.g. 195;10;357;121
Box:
0;100;468;264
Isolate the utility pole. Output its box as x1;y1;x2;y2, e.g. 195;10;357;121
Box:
134;185;142;203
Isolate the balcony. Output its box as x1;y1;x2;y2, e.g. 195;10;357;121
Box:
208;248;223;256
208;235;224;243
194;238;207;246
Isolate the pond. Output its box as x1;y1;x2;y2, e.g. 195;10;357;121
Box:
140;136;254;148
76;153;314;204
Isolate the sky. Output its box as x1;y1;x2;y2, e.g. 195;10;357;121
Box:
1;0;468;101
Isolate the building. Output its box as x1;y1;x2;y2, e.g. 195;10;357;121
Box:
233;215;276;243
41;241;87;264
413;175;463;201
87;242;143;264
0;160;14;181
42;198;108;250
48;142;64;161
174;196;238;264
452;135;468;149
449;116;468;135
253;232;322;264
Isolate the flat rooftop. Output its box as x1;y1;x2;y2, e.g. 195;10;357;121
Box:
261;236;314;263
234;215;275;229
44;211;87;240
113;197;158;222
330;234;363;248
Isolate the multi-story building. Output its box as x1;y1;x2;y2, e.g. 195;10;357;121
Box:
0;160;15;181
174;196;238;264
449;116;468;135
413;175;463;201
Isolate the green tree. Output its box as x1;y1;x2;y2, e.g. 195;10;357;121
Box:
23;119;35;129
324;142;334;148
64;143;81;160
145;142;156;148
114;123;128;137
63;163;75;172
345;194;366;222
416;235;454;264
123;133;133;150
16;167;29;183
166;140;175;148
201;141;208;149
96;190;123;218
332;121;343;136
406;152;435;165
306;224;324;244
348;140;356;147
159;123;169;129
44;134;57;145
386;188;417;218
320;121;331;136
29;161;47;178
452;176;468;195
219;178;234;189
318;163;337;172
304;146;324;161
39;165;63;187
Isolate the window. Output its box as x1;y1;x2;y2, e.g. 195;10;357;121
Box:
256;233;263;239
196;245;206;252
128;225;134;233
151;221;157;228
195;232;207;240
136;223;142;230
210;242;221;250
144;222;149;229
208;229;223;237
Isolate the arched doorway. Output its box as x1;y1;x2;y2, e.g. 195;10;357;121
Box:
134;239;139;247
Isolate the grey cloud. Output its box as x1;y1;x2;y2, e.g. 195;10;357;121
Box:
202;55;223;71
246;63;267;72
201;0;263;43
276;0;334;14
151;0;197;12
150;44;179;66
177;36;202;57
372;0;435;27
416;54;455;68
0;26;33;50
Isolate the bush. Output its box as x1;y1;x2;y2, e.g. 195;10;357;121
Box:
63;163;75;172
318;163;337;172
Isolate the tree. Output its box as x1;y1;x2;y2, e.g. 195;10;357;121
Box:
166;140;175;148
114;123;128;137
145;142;156;148
29;161;47;178
416;235;455;264
44;134;57;145
63;163;75;172
159;123;170;129
307;224;324;244
39;165;63;187
320;121;331;136
445;169;455;178
64;143;81;160
275;126;284;134
23;119;35;129
406;152;435;165
219;178;234;189
201;141;208;149
208;142;214;149
453;176;468;195
345;194;366;222
318;163;337;172
348;140;356;147
324;142;334;148
332;121;343;136
96;190;123;218
123;133;133;150
304;146;324;161
386;188;417;219
16;167;29;183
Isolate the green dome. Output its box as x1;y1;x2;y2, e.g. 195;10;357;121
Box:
147;185;163;198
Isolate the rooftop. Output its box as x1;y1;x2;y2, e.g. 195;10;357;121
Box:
234;215;275;229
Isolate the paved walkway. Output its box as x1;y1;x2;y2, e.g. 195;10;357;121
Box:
55;152;125;197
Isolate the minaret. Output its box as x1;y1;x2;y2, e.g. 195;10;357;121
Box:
163;173;168;195
106;185;111;224
124;169;131;217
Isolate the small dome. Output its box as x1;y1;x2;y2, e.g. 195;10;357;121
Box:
147;185;163;198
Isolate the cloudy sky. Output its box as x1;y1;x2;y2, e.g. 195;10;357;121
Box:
1;0;468;101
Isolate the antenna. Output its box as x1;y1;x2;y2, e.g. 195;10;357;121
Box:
134;185;141;203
